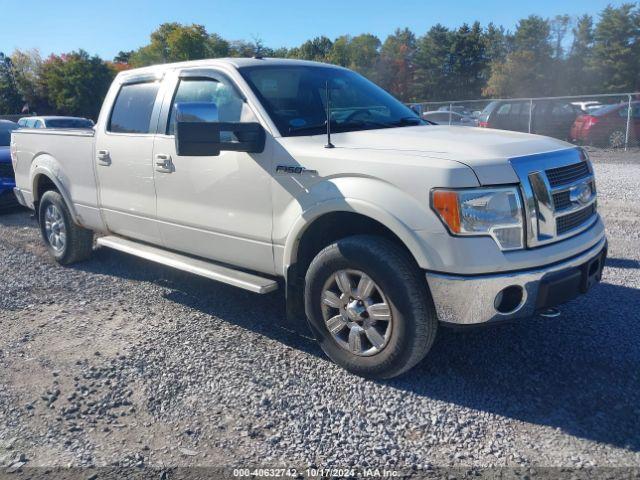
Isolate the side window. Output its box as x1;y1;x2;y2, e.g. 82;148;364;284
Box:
618;106;640;119
34;120;43;128
167;77;244;135
108;82;160;134
497;103;511;116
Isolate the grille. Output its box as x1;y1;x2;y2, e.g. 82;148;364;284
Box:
0;163;14;180
552;181;594;211
546;162;590;187
556;205;596;235
552;190;572;210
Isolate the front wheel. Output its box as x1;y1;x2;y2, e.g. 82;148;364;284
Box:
38;190;94;265
304;235;438;379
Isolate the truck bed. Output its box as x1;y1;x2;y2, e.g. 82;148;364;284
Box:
12;128;103;230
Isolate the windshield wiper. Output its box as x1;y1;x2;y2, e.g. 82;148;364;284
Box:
289;121;334;134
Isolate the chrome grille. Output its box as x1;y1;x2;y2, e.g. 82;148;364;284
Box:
0;163;14;180
552;190;571;210
509;149;598;247
557;205;596;235
546;162;590;187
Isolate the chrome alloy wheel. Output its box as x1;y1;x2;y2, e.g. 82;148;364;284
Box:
44;204;66;253
320;269;393;356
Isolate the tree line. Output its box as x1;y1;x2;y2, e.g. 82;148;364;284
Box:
1;3;639;119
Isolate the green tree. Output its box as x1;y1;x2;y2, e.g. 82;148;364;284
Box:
550;14;572;59
349;34;381;76
448;22;487;99
39;50;115;119
485;15;553;97
130;23;223;66
0;52;23;114
10;49;46;113
414;25;453;101
378;28;417;100
513;15;553;60
292;36;333;61
590;3;640;92
565;15;595;94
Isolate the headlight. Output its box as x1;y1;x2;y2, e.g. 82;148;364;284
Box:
431;187;524;250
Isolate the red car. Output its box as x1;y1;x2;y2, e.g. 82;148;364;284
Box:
571;101;640;148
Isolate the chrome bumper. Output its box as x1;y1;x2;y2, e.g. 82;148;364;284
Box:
426;236;607;325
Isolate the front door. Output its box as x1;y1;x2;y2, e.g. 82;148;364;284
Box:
152;71;275;274
95;80;163;244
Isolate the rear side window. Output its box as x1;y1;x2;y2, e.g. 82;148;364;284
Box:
108;82;160;134
496;103;511;115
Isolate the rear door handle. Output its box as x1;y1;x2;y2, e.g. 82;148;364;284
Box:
155;154;173;173
96;150;111;166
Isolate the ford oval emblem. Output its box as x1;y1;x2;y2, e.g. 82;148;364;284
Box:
569;183;592;205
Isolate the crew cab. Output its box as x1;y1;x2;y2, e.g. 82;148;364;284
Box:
11;58;607;379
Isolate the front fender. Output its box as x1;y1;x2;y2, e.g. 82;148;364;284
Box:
278;176;445;275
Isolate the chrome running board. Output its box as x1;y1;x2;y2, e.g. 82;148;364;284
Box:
96;235;278;294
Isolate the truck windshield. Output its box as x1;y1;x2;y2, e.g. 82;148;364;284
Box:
239;65;423;137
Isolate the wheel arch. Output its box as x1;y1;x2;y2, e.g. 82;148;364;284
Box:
31;166;79;222
283;199;431;282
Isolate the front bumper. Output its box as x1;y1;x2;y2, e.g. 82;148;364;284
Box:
426;236;607;325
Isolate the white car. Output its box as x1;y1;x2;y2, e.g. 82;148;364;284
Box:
11;58;607;379
422;110;478;126
17;116;94;129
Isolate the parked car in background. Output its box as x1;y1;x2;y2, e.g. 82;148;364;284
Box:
0;120;19;208
17;116;94;129
571;101;603;114
422;111;478;126
571;101;640;148
478;100;580;140
437;105;473;117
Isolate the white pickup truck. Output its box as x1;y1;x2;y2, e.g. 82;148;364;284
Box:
11;58;607;379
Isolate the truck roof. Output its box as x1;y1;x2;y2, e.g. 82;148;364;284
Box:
116;57;343;81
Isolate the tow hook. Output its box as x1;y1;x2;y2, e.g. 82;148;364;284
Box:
539;307;561;318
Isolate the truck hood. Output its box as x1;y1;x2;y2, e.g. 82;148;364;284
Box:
324;125;576;184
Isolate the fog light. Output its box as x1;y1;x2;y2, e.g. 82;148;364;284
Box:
494;286;524;314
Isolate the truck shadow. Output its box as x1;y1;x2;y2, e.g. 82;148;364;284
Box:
74;249;640;452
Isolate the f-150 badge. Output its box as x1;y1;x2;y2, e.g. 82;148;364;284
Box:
276;165;318;175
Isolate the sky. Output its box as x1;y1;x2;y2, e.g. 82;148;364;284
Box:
0;0;624;60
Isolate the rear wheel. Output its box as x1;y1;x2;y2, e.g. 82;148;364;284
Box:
304;235;438;379
607;129;626;149
38;190;93;265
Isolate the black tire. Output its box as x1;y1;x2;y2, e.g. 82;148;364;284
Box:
38;190;93;265
304;235;438;379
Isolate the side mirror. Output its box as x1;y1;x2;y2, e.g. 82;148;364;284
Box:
174;102;266;157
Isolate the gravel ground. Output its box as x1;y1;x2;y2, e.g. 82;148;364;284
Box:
0;148;639;478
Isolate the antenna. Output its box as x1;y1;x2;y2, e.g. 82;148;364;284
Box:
324;80;334;149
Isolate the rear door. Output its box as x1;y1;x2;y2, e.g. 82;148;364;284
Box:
94;77;165;244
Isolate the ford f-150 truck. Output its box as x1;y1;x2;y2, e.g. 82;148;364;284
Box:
11;58;607;379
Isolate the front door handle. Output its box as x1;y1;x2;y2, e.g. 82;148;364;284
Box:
155;154;173;173
96;150;111;166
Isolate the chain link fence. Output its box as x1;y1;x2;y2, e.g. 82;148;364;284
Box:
409;93;640;151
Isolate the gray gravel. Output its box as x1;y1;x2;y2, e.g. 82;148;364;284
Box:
0;148;639;476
